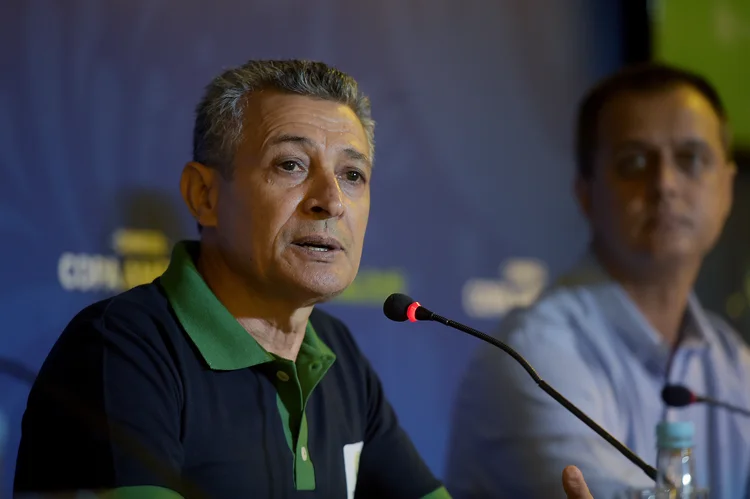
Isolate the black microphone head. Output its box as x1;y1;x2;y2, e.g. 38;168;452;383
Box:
662;385;695;407
383;293;417;322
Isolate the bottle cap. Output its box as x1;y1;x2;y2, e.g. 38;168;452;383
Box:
656;421;694;449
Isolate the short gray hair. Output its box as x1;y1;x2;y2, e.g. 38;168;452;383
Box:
193;59;375;177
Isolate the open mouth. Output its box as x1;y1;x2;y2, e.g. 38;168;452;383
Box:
292;236;343;253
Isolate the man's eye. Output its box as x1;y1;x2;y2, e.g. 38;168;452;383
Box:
279;160;303;172
344;170;364;183
675;151;706;175
616;153;648;175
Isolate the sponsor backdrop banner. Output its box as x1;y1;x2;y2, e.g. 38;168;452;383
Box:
0;0;623;493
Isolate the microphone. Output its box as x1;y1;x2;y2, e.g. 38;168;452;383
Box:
383;293;659;482
662;384;750;417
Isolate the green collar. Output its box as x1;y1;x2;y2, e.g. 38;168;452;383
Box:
160;240;335;371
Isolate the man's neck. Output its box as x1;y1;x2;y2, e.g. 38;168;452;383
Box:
594;247;701;346
619;279;693;346
196;242;312;362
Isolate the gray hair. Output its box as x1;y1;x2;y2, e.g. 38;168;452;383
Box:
193;59;375;177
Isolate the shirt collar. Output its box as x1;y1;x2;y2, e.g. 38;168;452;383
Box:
159;240;335;371
553;252;716;364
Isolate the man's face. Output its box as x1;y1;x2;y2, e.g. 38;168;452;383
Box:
208;92;372;303
577;85;735;269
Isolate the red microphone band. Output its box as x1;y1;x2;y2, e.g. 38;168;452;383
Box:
406;302;421;322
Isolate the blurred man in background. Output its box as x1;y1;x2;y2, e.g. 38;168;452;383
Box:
445;63;750;498
14;59;594;499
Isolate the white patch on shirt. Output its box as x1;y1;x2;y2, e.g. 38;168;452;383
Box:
343;441;364;499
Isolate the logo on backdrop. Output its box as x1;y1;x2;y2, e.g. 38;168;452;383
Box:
333;269;408;306
462;258;548;319
58;228;170;293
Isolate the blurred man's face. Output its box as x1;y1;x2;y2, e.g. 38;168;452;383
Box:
577;85;735;271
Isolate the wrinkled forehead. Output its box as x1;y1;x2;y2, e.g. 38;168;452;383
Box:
242;91;370;156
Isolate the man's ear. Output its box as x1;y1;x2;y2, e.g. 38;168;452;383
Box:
574;175;593;222
180;162;220;229
722;159;737;221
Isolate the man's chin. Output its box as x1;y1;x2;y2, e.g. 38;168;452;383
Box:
635;244;701;268
284;273;354;305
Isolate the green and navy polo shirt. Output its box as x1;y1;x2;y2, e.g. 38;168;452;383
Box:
15;241;451;499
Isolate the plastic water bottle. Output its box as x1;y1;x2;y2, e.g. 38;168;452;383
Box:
654;421;707;498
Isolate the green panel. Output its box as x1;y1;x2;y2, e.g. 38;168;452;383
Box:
653;0;750;148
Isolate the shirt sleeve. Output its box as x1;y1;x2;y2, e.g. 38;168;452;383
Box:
353;354;445;499
14;305;191;498
444;311;652;499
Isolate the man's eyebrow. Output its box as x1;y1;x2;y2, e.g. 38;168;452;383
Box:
267;134;315;148
268;134;371;166
612;139;652;151
342;147;370;165
675;138;711;151
612;138;713;151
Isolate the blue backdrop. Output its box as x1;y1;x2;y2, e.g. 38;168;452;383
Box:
0;0;622;494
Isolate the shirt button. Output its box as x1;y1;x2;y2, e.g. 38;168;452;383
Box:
276;370;289;382
310;362;321;371
301;446;308;461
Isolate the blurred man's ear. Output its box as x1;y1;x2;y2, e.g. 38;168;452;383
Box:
574;175;593;222
722;159;737;221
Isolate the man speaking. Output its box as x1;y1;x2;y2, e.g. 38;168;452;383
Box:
14;59;593;498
